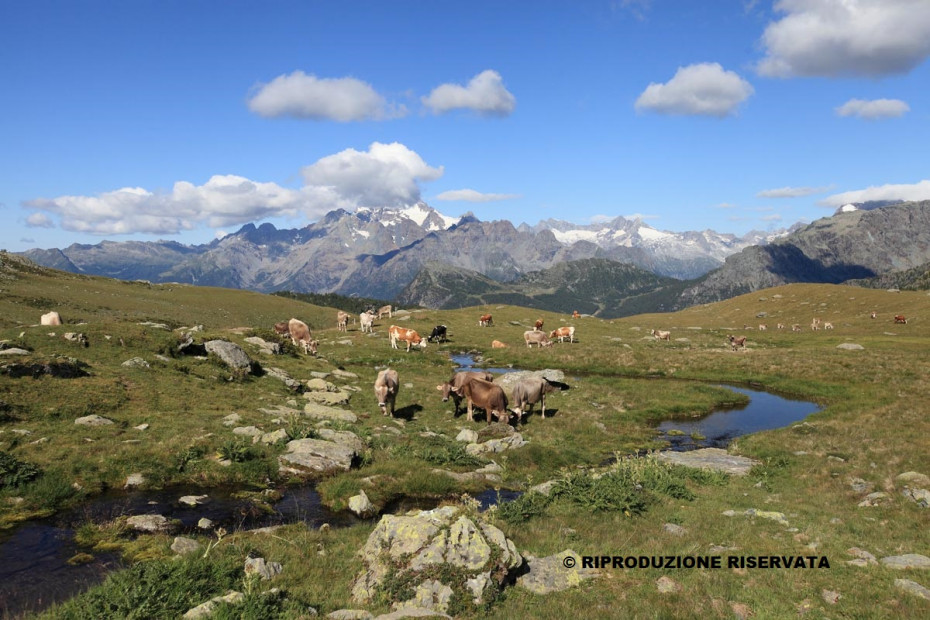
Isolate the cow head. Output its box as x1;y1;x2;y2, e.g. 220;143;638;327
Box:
436;383;453;402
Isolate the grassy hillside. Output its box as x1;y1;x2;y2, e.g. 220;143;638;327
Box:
2;252;929;619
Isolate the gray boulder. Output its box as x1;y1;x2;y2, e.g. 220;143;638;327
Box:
278;438;356;476
653;448;757;476
204;340;254;372
75;415;114;426
126;514;175;533
352;505;522;611
516;549;599;594
171;537;202;556
244;557;282;580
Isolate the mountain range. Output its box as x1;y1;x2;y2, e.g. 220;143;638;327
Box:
20;200;930;316
21;203;780;299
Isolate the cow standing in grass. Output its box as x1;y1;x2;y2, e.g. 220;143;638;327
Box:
728;335;747;351
436;371;494;416
651;329;670;341
374;369;399;416
511;376;566;423
453;376;508;424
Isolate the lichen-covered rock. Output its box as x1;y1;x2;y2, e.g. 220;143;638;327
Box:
303;401;358;423
126;514;175;533
351;505;522;612
349;490;375;517
278;438;356;476
244;557;282;580
183;591;244;619
171;536;202;556
75;415;114;426
516;549;599;594
204;340;254;372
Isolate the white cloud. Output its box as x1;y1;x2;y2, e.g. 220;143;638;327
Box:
613;0;652;20
761;214;784;222
758;0;930;78
301;142;444;208
634;63;754;117
623;212;660;220
24;176;307;235
26;212;55;228
247;71;405;121
715;203;739;209
23;143;447;235
820;180;930;206
434;189;520;202
835;98;910;119
422;70;516;116
757;185;830;198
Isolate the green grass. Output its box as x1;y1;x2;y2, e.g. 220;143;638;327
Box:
3;256;930;618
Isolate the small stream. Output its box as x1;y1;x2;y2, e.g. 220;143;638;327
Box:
0;357;821;618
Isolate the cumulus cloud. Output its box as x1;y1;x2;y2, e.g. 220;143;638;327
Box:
434;189;520;202
422;70;516;116
634;63;754;117
25;212;55;228
301;142;444;208
247;71;405;121
820;180;930;206
757;0;930;78
835;98;910;119
761;214;784;222
23;143;447;235
24;176;307;235
757;185;830;198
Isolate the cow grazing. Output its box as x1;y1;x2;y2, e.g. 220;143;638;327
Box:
894;315;908;324
491;340;508;348
549;326;575;343
511;376;566;423
728;334;747;350
336;311;350;332
360;311;375;333
273;321;290;336
811;318;822;331
389;325;426;351
374;368;399;416
427;325;448;343
792;324;801;332
870;311;877;319
453;377;508;424
287;318;314;354
777;323;785;330
534;318;544;331
572;310;581;319
377;305;393;319
823;322;834;330
478;314;493;327
651;329;671;341
759;324;767;331
524;330;552;348
436;371;494;416
40;311;62;326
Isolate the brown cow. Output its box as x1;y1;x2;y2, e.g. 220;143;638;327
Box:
273;321;290;336
511;376;563;422
478;314;493;327
374;368;399;416
336;311;350;332
524;330;552;348
549;326;575;343
572;310;581;319
288;318;315;354
728;334;747;350
894;314;908;324
436;371;494;416
454;377;508;424
534;318;544;331
491;340;508;348
388;325;426;351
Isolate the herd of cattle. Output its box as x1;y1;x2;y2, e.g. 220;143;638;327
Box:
261;306;916;424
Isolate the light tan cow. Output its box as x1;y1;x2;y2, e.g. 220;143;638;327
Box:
41;311;62;326
524;330;552;348
776;323;785;330
388;325;426;351
374;368;399;416
758;324;767;331
823;322;834;329
287;318;315;354
377;305;393;319
491;340;508;348
651;329;670;341
336;311;349;332
359;311;375;333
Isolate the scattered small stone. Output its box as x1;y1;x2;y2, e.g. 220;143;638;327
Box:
75;415;114;426
183;591;244;619
349;490;375;518
902;487;930;507
222;413;241;427
827;455;846;463
881;554;930;570
124;473;146;489
232;426;263;438
663;523;687;537
126;514;175;533
857;491;889;507
821;589;841;605
121;357;150;368
179;495;210;507
656;576;682;594
848;477;874;493
836;343;864;350
134;423;149;431
896;471;930;487
197;518;214;530
244;557;283;581
171;537;202;556
895;578;930;600
455;429;478;443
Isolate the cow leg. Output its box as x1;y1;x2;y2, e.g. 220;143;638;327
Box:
466;400;474;422
541;394;546;419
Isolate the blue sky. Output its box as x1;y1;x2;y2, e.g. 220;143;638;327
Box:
3;0;929;252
